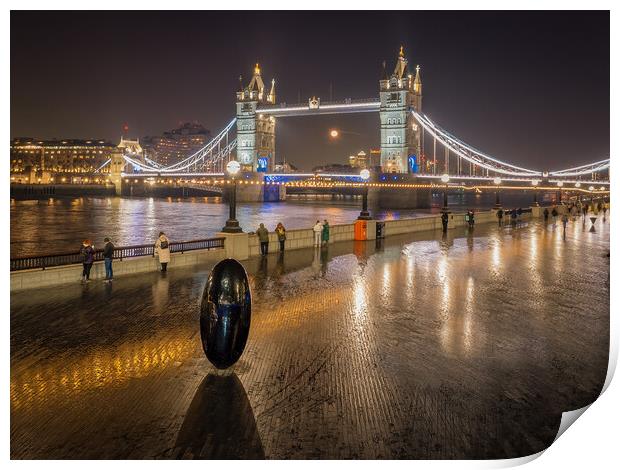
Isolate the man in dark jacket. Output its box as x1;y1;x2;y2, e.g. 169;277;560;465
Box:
256;223;269;255
103;237;115;281
80;240;95;283
441;212;449;233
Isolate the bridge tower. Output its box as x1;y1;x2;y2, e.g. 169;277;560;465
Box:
109;148;126;196
236;64;277;172
379;47;423;173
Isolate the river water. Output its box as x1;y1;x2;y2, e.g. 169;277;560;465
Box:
10;192;546;257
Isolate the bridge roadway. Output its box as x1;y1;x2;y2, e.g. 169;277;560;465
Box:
10;217;609;459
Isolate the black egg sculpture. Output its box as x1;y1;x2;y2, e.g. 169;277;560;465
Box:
200;259;252;369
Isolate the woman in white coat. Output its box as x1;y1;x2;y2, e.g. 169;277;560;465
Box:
313;220;322;247
155;231;171;272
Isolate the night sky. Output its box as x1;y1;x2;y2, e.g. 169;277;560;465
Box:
11;11;609;171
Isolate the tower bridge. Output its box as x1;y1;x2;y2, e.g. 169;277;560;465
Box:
111;46;609;207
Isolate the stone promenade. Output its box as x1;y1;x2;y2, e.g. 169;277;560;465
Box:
10;217;609;459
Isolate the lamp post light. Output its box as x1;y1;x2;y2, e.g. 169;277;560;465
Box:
493;177;502;209
358;169;372;220
222;160;242;233
531;179;539;206
440;173;450;212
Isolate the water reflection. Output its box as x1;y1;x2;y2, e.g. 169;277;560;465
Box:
152;272;170;313
171;373;264;459
10;197;432;257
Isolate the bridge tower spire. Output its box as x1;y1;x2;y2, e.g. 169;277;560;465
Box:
236;63;276;172
379;46;423;173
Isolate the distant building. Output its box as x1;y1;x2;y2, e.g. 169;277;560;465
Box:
349;151;368;168
142;122;211;167
10;137;117;182
273;161;298;173
312;163;356;174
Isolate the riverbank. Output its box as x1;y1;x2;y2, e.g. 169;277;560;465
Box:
11;208;536;291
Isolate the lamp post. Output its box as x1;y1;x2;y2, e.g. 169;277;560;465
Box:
358;169;371;220
531;179;539;206
440;173;450;212
556;181;563;204
493;177;502;209
222;160;242;233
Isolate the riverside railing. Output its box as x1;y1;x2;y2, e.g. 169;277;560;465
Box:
10;237;225;272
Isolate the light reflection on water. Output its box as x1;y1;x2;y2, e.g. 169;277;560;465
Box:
11;197;432;257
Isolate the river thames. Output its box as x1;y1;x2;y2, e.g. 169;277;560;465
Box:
11;192;547;257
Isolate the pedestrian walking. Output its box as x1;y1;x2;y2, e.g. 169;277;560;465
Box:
496;208;504;226
441;212;449;232
257;223;269;255
543;207;549;221
155;231;171;272
467;210;475;228
275;222;286;252
551;207;558;225
80;239;95;283
321;220;330;246
510;209;517;225
561;213;569;238
313;220;322;247
103;237;115;281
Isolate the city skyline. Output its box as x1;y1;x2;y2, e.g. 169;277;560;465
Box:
11;11;609;171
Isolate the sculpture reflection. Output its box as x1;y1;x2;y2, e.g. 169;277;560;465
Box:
172;373;264;459
200;259;251;369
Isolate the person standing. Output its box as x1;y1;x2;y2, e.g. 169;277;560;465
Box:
103;237;115;282
257;223;269;255
155;232;171;272
466;210;475;228
561;213;569;238
543;207;549;222
496;208;504;227
551;207;558;226
275;222;286;252
441;212;449;232
313;220;322;247
80;239;95;283
321;219;330;246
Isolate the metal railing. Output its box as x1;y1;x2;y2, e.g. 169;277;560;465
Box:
10;237;225;272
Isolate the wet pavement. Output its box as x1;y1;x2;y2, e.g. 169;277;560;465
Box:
10;215;610;459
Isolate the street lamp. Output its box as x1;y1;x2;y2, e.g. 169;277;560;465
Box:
440;173;450;212
531;179;539;206
358;169;371;220
222;160;242;233
493;177;502;209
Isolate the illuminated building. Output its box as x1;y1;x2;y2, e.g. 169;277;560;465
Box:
10;138;117;182
349;151;368;168
142;122;211;167
379;46;423;173
236;63;277;171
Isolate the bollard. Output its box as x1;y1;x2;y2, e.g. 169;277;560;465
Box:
200;258;252;369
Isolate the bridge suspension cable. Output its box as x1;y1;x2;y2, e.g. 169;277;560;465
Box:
121;118;237;173
412;110;541;176
413;110;610;179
